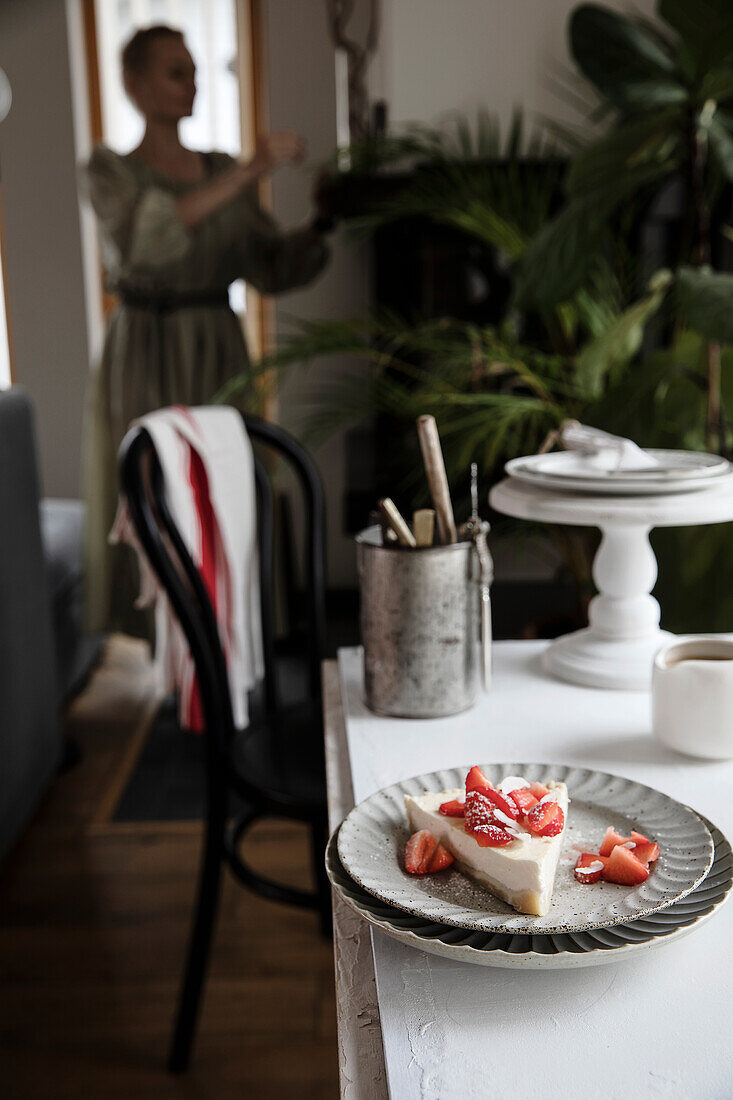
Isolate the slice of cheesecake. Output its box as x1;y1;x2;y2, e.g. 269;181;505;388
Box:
404;780;569;917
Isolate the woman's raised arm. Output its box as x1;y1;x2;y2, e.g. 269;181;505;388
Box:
175;131;305;227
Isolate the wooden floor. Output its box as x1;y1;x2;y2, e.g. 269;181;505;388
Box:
0;637;339;1099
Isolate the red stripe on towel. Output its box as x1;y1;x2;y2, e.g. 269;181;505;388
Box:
186;443;218;732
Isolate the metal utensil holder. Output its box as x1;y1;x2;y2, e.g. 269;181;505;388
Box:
356;525;490;718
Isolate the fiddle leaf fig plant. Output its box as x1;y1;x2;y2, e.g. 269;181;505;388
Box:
516;0;733;454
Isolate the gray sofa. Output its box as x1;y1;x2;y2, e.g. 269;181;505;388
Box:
0;387;100;861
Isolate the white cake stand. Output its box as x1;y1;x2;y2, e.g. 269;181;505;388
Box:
490;476;733;690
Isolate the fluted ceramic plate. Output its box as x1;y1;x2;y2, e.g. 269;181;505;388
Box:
336;764;714;935
505;449;732;495
327;818;732;969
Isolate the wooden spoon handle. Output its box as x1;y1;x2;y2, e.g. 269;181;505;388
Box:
416;415;457;544
378;498;416;547
413;508;435;547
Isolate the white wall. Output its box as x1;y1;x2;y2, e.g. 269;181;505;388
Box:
264;0;370;589
0;0;91;498
375;0;656;132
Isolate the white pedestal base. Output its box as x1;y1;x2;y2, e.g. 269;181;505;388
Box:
543;627;673;691
490;476;733;694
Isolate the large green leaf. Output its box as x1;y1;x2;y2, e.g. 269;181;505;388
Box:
677;265;733;343
571;4;687;111
567;111;682;200
574;272;672;399
659;0;733;72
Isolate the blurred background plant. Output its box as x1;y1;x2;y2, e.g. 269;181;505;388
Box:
220;0;733;630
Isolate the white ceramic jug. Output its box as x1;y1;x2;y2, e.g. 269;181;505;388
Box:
652;638;733;759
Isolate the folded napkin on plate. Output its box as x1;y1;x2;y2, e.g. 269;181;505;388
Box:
557;421;659;473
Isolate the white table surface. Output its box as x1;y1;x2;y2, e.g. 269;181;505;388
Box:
334;642;733;1100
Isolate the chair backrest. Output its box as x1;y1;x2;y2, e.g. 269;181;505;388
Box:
118;412;327;754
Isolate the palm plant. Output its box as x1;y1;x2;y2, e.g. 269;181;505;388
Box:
220;99;669;485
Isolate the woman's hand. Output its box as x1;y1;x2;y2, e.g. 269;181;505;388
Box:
247;131;306;178
176;132;306;229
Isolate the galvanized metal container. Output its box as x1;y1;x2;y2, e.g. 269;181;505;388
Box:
356;524;480;718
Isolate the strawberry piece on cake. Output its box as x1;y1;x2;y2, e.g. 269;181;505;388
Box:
508;788;539;815
481;786;521;821
463;766;520;820
465;765;494;794
439;798;465;817
463;789;497;832
472;823;514;847
524;799;565;837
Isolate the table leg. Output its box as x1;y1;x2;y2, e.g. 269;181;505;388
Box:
543;523;671;690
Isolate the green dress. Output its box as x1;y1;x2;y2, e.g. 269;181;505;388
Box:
82;144;329;636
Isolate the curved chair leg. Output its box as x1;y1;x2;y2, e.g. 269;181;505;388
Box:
168;813;225;1073
310;815;332;939
225;808;319;909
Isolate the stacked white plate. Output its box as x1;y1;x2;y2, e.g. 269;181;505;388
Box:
327;763;733;969
504;449;733;496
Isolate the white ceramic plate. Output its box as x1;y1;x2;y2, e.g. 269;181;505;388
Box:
327;818;732;969
505;449;732;495
336;764;714;935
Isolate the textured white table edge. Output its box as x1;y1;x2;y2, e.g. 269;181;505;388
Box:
322;660;388;1100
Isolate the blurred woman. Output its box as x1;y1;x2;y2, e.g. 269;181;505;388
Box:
82;24;332;636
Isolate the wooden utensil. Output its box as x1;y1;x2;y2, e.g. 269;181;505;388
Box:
416;415;457;545
413;508;435;548
378;498;416;547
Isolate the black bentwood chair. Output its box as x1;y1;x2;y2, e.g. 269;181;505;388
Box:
119;413;330;1073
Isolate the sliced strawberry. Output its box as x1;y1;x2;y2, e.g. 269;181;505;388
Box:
480;786;520;821
601;844;649;886
529;782;549;799
524;800;565;837
472;823;513;847
576;851;609;870
427;843;455;872
630;830;650;846
464;789;498;833
632;842;660;868
404;830;438;875
574;854;607;884
509;788;539;815
439;798;465;817
599;827;633;857
465;765;493;794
